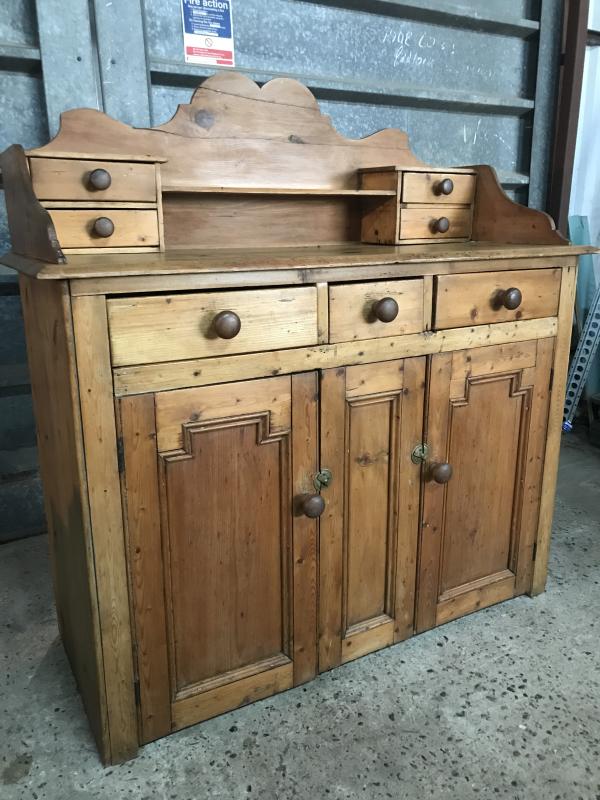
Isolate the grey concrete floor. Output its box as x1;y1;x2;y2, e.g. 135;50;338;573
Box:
1;434;599;800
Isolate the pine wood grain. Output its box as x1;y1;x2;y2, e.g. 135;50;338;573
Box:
417;338;554;631
399;205;472;240
114;317;558;397
329;279;424;343
118;394;171;744
531;265;578;594
434;268;561;329
49;209;159;249
71;294;138;763
402;172;476;204
0;245;583;283
291;372;319;684
320;358;424;666
154;375;291;451
30;157;157;202
18;276;109;759
107;287;318;367
0;144;65;263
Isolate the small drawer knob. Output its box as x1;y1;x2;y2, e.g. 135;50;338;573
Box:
299;493;326;518
435;178;454;196
499;287;522;311
432;216;450;234
430;462;453;484
372;296;399;323
88;168;112;191
213;310;241;339
92;216;115;238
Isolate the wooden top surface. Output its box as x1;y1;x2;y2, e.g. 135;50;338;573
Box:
2;242;592;281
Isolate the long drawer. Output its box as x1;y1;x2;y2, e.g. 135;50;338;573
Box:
107;287;319;366
434;268;561;329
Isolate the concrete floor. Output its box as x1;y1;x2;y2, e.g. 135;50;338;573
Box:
1;434;599;800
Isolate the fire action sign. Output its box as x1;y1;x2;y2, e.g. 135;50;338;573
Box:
181;0;235;67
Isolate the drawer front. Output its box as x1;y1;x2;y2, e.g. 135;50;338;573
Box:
30;158;157;202
329;279;425;343
50;209;160;248
399;205;472;240
107;287;319;366
402;172;475;205
434;268;561;330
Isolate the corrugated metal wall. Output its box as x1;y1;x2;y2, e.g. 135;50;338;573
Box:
0;0;563;541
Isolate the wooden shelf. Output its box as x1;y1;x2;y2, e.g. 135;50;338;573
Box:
161;185;397;196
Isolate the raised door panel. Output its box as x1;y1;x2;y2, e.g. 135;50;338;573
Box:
416;339;554;632
119;373;318;742
319;358;425;670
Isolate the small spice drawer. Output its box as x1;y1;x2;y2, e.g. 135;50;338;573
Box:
358;166;475;244
398;205;472;241
433;268;562;330
49;209;160;249
329;279;425;343
29;157;158;202
401;172;476;205
107;286;319;366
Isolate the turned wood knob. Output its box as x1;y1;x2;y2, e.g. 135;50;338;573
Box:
430;462;453;484
372;297;399;323
212;310;241;339
88;168;112;191
498;287;522;311
300;493;326;518
432;217;450;234
92;217;115;238
435;178;454;196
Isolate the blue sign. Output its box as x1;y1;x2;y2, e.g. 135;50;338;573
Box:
182;0;232;39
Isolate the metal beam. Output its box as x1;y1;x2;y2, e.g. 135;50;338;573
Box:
150;60;535;116
34;0;102;136
92;0;152;127
303;0;540;37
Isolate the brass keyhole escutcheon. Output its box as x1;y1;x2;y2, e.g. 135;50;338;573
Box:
411;443;430;465
313;468;333;492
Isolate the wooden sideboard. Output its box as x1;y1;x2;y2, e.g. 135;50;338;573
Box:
1;72;593;765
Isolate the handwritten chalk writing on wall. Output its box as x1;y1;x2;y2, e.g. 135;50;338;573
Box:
381;28;456;70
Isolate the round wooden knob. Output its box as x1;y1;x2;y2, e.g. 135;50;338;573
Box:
431;462;453;484
499;287;522;311
372;297;399;323
212;310;241;339
92;217;114;238
88;168;112;191
435;178;454;196
300;494;326;518
432;217;450;234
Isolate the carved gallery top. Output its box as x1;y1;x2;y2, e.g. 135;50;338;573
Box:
0;71;592;280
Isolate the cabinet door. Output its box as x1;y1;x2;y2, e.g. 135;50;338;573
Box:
119;373;319;743
416;339;554;632
319;358;425;670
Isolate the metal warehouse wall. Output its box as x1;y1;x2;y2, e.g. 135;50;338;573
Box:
0;0;563;541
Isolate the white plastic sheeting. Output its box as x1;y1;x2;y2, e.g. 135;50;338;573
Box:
570;0;600;282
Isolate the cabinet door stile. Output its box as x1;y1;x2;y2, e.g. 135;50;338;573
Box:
415;353;453;633
291;372;319;684
318;368;346;671
394;356;426;641
119;394;172;744
514;337;554;594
